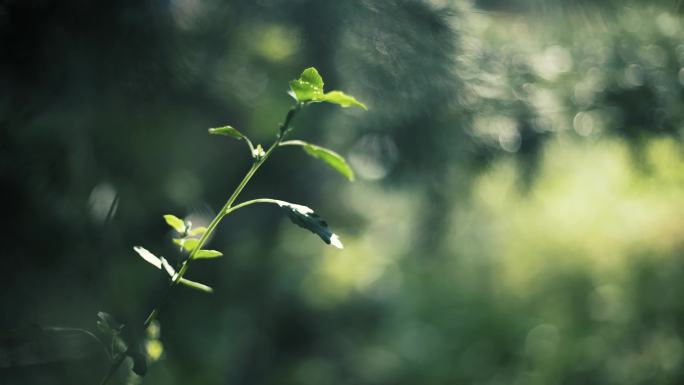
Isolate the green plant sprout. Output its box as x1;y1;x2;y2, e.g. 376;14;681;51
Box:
97;67;366;385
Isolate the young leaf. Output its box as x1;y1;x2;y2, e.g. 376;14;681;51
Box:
193;250;223;259
253;144;265;160
189;226;207;237
178;278;213;293
321;90;367;110
209;126;255;155
208;126;247;140
282;140;354;181
134;246;162;270
289;67;324;102
276;201;343;249
163;215;186;234
173;238;200;253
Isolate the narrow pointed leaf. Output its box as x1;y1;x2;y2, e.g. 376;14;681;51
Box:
194;250;223;259
134;246;162;269
276;201;343;249
322;91;367;110
163;215;186;234
179;278;213;293
208;126;247;140
134;246;176;279
298;141;354;181
208;125;255;156
289;67;324;102
160;257;176;278
173;238;200;253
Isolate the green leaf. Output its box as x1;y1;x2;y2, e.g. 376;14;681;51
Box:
163;214;186;234
133;246;162;269
208;126;255;156
289;67;367;110
96;312;122;336
321;91;367;110
289;67;324;102
283;141;354;181
179;278;213;293
276;201;343;249
160;257;176;278
173;238;200;253
194;249;223;259
134;246;176;278
112;335;128;354
189;226;207;237
208;126;247;140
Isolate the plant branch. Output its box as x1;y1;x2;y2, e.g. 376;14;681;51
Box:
156;103;300;319
100;103;302;385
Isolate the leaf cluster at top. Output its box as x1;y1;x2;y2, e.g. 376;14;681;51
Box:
289;67;367;110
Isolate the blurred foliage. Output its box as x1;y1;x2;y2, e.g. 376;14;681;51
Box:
2;0;684;384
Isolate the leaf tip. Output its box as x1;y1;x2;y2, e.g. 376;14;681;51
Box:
330;234;344;249
163;214;186;234
347;170;355;182
179;278;214;293
134;246;163;269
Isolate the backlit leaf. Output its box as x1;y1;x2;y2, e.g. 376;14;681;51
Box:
194;249;223;259
133;246;162;269
160;257;176;278
321;90;367;110
208;126;247;140
289;67;324;102
283;141;354;181
189;226;207;236
289;67;366;110
163;215;186;234
134;246;176;278
178;278;213;293
173;238;199;253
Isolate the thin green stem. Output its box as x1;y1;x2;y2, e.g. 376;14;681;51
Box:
223;198;283;216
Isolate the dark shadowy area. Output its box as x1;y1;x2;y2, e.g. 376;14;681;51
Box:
2;0;684;384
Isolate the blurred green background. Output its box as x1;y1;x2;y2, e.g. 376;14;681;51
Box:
2;0;684;384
